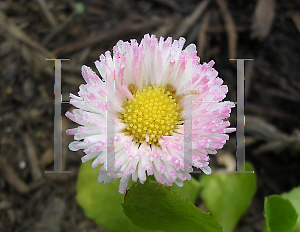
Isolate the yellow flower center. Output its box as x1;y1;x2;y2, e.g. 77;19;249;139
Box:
121;84;182;145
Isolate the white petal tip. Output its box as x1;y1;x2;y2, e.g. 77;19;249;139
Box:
119;188;126;194
97;172;113;184
202;166;212;175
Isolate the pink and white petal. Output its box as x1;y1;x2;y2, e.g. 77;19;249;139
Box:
201;166;212;175
69;141;91;151
97;166;113;184
81;152;100;163
118;177;131;194
137;162;147;183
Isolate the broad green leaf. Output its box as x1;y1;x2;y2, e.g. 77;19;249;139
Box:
281;186;300;232
122;179;222;232
264;195;298;232
170;176;202;204
76;161;147;232
200;162;256;232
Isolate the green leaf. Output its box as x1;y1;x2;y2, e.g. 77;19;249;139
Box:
170;176;202;204
76;161;147;232
200;162;257;232
122;179;222;232
264;195;298;232
281;186;300;232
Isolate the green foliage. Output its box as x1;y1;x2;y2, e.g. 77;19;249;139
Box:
281;186;300;232
77;160;260;232
263;185;300;232
200;162;257;232
170;176;202;204
264;195;298;232
76;161;147;232
122;179;222;232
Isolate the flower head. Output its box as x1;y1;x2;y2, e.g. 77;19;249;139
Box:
66;34;235;194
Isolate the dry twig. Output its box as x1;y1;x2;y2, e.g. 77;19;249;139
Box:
36;0;58;27
23;134;43;181
0;12;52;57
174;0;211;39
246;116;300;154
153;14;182;38
197;11;211;58
53;17;161;55
288;11;300;35
153;0;187;13
0;157;30;194
251;0;276;40
42;12;77;45
38;197;66;232
216;0;237;58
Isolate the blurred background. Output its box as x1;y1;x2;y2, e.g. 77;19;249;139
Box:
1;0;300;231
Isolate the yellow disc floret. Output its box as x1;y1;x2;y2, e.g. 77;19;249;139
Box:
121;84;182;145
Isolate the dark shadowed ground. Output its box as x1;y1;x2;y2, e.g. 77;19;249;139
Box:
1;0;300;231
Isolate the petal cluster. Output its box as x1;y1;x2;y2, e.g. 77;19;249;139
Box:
66;34;235;194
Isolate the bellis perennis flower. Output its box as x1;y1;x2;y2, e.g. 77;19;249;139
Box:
66;34;235;194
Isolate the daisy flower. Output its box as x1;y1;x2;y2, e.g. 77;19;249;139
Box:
66;34;235;194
